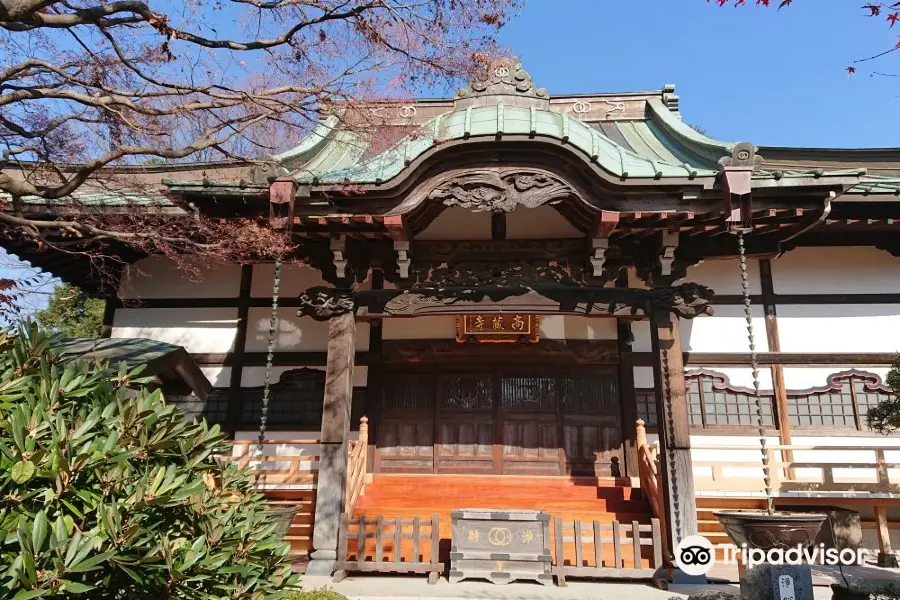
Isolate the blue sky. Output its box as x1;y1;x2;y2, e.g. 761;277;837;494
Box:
7;0;900;315
496;0;899;148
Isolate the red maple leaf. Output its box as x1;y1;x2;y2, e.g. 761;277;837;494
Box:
846;66;857;75
864;4;881;16
889;12;900;27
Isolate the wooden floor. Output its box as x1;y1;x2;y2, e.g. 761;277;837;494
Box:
352;474;657;568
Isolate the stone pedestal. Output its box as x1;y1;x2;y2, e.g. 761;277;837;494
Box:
742;564;814;600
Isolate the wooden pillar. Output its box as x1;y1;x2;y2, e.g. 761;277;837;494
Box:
225;265;254;439
875;506;897;567
308;312;357;576
760;259;793;476
618;319;639;478
650;310;698;548
99;263;124;338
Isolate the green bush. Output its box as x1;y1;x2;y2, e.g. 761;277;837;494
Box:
0;324;300;599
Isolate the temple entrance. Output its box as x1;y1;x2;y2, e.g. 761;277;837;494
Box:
375;366;623;477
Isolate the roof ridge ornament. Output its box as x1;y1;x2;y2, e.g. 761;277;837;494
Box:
454;61;550;109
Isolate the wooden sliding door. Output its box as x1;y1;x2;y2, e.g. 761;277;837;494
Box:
376;366;623;476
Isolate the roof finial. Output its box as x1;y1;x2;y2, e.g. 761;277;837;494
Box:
454;60;549;109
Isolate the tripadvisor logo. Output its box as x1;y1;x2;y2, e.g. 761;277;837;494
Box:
675;536;715;576
675;535;869;574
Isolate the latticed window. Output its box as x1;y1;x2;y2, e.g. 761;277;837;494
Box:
686;371;775;429
239;368;364;430
634;391;657;428
787;371;891;431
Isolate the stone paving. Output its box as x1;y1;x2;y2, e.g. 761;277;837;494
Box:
298;562;900;600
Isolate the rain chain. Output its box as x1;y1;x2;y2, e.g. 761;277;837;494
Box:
255;258;282;486
736;231;775;515
661;345;683;541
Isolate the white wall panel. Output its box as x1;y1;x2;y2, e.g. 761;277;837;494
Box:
539;316;617;340
112;308;238;353
634;366;655;389
777;304;900;353
245;308;370;352
417;208;491;240
120;257;241;299
505;205;583;239
680;306;768;353
631;320;653;352
383;316;456;339
241;365;368;388
680;258;761;295
200;366;231;387
686;367;773;390
772;247;900;294
251;263;329;297
782;366;891;390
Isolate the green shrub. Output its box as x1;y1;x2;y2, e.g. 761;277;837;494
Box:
0;323;300;599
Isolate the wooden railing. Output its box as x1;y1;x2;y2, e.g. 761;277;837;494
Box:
346;416;369;515
635;419;670;563
231;437;320;487
692;444;900;494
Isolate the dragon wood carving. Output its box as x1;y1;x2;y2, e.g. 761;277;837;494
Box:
428;171;574;213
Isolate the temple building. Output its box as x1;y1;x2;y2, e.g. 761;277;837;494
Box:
6;65;900;581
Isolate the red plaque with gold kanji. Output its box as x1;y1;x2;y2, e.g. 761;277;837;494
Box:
455;314;540;344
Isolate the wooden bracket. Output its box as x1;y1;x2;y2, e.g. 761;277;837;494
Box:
660;231;679;277
269;177;297;229
384;215;412;279
330;236;347;279
590;211;619;277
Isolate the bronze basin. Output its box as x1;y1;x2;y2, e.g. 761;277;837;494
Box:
714;510;827;550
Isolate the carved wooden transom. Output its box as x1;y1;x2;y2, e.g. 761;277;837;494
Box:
427;170;574;213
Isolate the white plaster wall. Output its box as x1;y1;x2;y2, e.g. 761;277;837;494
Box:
691;435;781;481
777;304;900;353
680;306;769;353
686;367;774;390
417;208;491;240
112;308;238;353
679;258;761;295
200;366;232;387
634;366;655;389
383;316;456;339
539;316;617;340
782;367;891;390
772;247;900;294
505;205;583;239
631;320;653;353
245;308;370;352
120;257;241;299
241;365;368;388
251;263;329;297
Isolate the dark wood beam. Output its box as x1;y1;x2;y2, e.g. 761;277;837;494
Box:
225;265;254;438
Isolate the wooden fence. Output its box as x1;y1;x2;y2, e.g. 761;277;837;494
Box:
692;444;900;494
334;514;443;583
552;516;663;586
232;438;319;487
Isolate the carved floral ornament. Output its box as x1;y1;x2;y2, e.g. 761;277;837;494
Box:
455;61;548;102
427;170;574;213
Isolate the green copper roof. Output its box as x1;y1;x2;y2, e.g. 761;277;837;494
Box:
1;191;174;207
290;103;715;184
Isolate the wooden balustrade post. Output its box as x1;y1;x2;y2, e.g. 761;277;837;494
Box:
308;313;356;577
359;416;369;487
875;505;898;567
636;419;648;450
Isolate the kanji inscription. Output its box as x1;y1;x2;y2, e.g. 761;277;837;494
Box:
456;314;539;343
